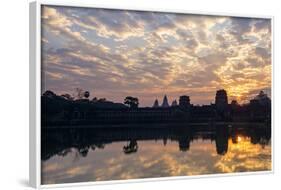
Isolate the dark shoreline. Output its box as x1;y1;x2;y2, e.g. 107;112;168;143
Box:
42;121;270;129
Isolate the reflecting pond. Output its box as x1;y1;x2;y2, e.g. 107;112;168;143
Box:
41;124;271;184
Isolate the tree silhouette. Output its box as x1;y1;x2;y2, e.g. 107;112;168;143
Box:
43;90;56;97
98;98;106;102
124;96;139;108
92;97;98;102
72;88;91;100
61;93;73;101
84;91;90;99
73;88;84;99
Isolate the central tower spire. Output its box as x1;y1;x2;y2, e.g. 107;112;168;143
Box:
162;95;169;108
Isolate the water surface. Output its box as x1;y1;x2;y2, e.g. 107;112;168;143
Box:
41;125;271;184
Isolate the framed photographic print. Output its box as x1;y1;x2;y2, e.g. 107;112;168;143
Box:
29;1;273;188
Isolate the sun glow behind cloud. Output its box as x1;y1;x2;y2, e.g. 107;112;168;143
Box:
41;5;271;106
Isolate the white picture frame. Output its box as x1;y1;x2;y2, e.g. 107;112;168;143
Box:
29;0;274;188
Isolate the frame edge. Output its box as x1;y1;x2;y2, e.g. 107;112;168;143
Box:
29;1;40;188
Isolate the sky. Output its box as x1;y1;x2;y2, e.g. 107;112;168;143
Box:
41;5;271;107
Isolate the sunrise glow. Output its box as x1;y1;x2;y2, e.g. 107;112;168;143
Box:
41;6;271;106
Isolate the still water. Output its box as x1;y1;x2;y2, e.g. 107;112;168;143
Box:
41;125;271;184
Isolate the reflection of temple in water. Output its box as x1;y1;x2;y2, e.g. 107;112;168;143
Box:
215;126;229;155
42;124;271;161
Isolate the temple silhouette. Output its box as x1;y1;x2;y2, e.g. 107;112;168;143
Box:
41;123;271;160
41;89;271;127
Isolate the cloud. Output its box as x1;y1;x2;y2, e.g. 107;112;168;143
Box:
254;19;271;32
41;5;271;106
42;7;87;44
255;47;271;60
60;7;147;41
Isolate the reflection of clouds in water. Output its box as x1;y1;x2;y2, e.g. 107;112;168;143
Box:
42;148;97;184
42;139;271;184
214;138;271;173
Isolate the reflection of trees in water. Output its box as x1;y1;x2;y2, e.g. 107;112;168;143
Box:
77;145;91;157
41;125;271;161
249;127;271;149
123;140;138;154
57;148;72;157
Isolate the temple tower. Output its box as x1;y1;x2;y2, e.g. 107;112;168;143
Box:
152;99;159;108
171;100;178;106
179;95;190;108
215;89;228;111
162;95;169;108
